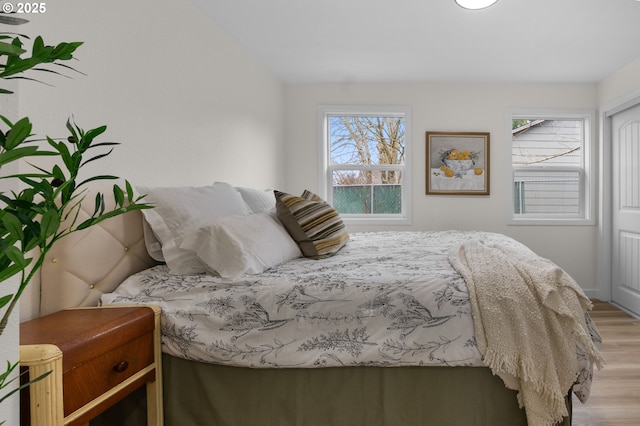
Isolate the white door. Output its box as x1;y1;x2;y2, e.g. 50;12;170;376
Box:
611;103;640;315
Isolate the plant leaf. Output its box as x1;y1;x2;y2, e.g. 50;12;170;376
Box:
0;295;12;311
29;67;73;79
0;146;39;167
0;115;14;127
65;117;80;146
0;262;24;282
4;116;32;149
48;138;74;171
0;367;52;405
78;125;107;150
53;62;87;77
39;209;60;240
3;245;28;270
113;185;124;207
31;36;45;57
79;148;114;168
85;141;120;150
0;40;25;55
50;41;83;60
1;211;23;241
0;361;18;385
125;181;134;202
76;175;117;188
92;193;101;216
51;164;65;181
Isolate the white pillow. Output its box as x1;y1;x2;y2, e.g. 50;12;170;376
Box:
234;186;276;214
137;182;251;274
180;212;302;280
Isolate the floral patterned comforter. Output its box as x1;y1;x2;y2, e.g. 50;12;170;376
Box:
100;231;598;398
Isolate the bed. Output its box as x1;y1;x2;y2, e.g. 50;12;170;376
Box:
27;182;604;426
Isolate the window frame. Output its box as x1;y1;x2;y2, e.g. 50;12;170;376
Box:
318;105;412;226
507;108;596;226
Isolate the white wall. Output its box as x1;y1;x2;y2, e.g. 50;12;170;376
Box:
18;0;285;189
597;56;640;107
284;82;600;293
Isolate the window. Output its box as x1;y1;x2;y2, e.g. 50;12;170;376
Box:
318;105;411;225
509;110;595;225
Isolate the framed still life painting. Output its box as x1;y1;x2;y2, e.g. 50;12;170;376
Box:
426;131;490;195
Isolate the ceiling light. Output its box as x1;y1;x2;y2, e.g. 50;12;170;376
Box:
455;0;499;10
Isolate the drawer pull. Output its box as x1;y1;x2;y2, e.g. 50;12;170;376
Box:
113;361;129;373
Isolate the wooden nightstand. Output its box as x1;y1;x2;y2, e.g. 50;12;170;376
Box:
20;305;163;426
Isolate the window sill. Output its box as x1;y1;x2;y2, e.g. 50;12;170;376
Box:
341;215;412;226
508;217;596;226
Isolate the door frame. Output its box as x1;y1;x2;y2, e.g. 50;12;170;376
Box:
598;89;640;303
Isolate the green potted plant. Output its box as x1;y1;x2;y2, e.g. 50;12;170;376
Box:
0;20;151;419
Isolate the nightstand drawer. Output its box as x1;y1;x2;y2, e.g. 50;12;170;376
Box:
63;331;155;415
21;306;164;426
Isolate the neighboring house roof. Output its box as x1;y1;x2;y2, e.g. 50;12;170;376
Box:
512;119;545;136
512;119;582;166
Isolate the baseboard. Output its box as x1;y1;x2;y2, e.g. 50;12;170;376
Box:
583;289;601;300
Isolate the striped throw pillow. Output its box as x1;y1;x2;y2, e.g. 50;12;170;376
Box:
274;190;349;259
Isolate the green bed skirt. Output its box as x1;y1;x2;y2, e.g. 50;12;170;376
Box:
93;353;572;426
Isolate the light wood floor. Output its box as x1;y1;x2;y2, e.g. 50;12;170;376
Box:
571;300;640;426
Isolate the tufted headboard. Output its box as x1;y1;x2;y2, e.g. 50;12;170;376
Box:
20;187;159;320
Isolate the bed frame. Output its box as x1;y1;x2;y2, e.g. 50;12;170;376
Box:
21;189;571;426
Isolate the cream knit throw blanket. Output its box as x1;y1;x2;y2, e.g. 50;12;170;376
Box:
449;239;605;426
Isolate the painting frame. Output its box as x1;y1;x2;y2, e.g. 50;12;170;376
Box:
426;131;490;195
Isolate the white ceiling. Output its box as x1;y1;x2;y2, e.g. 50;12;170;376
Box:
193;0;640;84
